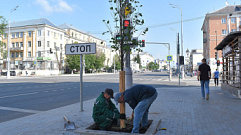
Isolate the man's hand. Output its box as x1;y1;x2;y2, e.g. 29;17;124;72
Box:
197;76;199;81
127;111;134;121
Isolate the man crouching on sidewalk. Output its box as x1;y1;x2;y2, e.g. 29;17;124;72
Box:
92;88;120;130
114;85;158;133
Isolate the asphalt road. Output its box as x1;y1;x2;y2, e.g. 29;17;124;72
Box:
0;71;186;123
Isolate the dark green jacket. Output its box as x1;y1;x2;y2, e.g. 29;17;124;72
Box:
92;93;120;128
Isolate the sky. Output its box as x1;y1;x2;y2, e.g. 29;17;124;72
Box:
0;0;240;67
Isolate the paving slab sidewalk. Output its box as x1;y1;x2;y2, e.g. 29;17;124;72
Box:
0;84;240;135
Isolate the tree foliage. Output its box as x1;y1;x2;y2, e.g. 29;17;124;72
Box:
111;54;121;70
133;53;141;68
148;62;159;70
65;55;80;70
84;53;106;72
103;0;148;70
0;16;7;59
103;0;148;51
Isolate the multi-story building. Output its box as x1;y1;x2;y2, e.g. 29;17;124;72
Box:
0;18;108;75
202;5;241;72
130;51;155;71
190;49;203;72
0;18;65;75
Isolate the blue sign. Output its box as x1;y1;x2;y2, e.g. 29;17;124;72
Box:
166;55;173;62
176;63;178;65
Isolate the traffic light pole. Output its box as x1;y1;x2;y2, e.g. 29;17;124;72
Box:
146;42;172;81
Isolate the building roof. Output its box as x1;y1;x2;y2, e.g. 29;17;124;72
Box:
208;5;237;15
215;31;241;50
202;5;241;30
8;18;58;28
58;23;103;41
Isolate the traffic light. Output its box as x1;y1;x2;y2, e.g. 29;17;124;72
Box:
116;35;121;42
140;40;145;47
217;60;220;66
179;56;184;65
123;19;131;41
215;52;217;60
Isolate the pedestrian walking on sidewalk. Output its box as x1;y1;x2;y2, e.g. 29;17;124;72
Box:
92;88;120;130
197;58;211;100
214;69;219;86
114;85;158;133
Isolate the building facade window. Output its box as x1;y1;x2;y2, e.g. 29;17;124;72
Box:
28;52;31;57
20;52;23;57
12;43;15;47
11;52;14;58
12;33;15;38
20;32;23;38
231;29;236;32
16;32;19;38
38;41;41;47
222;30;227;35
28;41;31;47
47;41;50;47
38;51;41;57
16;52;19;58
231;18;236;23
38;30;41;36
20;42;23;47
54;32;56;38
60;34;62;40
221;18;226;24
16;42;19;47
28;31;31;37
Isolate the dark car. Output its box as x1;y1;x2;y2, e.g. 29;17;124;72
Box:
10;71;16;76
1;71;16;76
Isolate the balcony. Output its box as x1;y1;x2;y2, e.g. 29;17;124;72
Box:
10;47;23;51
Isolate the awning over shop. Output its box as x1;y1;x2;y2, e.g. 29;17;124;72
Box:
215;31;241;50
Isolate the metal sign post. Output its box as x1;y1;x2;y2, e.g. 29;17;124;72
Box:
80;54;83;111
65;43;96;111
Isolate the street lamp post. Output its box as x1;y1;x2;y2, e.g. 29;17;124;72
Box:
7;6;19;79
170;4;184;79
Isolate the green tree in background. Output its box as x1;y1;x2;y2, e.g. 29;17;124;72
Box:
65;55;80;71
133;53;141;68
94;53;105;71
148;62;159;70
84;54;96;72
111;54;121;70
84;53;106;72
0;16;7;59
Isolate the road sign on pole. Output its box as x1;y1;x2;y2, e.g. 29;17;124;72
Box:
167;55;173;62
65;43;96;55
65;43;96;112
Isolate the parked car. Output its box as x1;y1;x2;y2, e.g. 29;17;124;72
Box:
1;71;16;76
10;71;16;76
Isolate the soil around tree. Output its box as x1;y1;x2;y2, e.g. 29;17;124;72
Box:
87;120;153;134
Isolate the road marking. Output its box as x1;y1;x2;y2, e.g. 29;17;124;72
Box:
0;106;43;114
0;92;39;99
